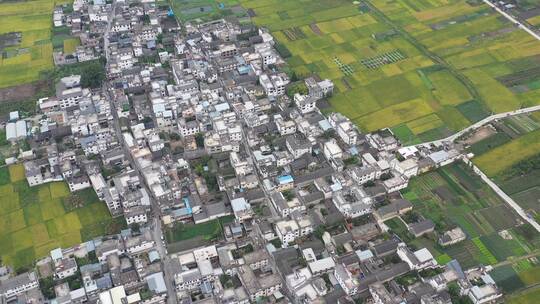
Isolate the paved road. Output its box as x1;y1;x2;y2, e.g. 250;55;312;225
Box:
104;86;178;302
240;128;281;220
408;105;540;148
102;3;177;302
462;158;540;233
104;2;116;63
483;0;540;41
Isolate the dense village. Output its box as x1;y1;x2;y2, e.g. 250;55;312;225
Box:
0;0;527;304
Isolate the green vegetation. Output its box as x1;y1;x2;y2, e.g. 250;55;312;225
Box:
0;164;118;270
466;116;540;223
62;37;80;53
236;0;540;141
164;216;232;243
400;162;531;269
51;58;106;89
449;282;474;304
286;81;308;98
192;155;218;191
474;129;540;177
491;261;540;303
467;133;511;156
169;0;244;22
457;100;489;123
0;0;73;88
508;288;540;304
498;152;540;179
79;61;106;88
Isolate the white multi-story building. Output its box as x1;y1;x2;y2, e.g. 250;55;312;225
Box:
391;158;419;178
323;139;343;161
328;113;359;146
332;186;373;218
0;272;39;299
334;264;359;296
178;119;200;137
294;94;317;114
55;257;78;280
259;73;289;97
396;243;438;271
275;217;313;247
274;114;296;136
125;207;148;225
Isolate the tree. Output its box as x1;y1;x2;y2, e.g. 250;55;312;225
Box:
39;277;56;299
448;282;473;304
81;62;105;88
290;71;299;82
141;14;150;24
130;222;140;234
270;238;282;248
364;180;375;187
344;156;359;167
321;129;336;140
195;133;205;148
314;225;327;240
380;172;393;180
169;132;181;141
320;208;328;216
282;190;295;201
286;82;308;98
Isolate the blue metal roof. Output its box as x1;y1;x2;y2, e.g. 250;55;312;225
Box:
278;175;294;184
318;119;332;131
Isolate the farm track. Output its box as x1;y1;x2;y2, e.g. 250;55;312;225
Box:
493;249;540;268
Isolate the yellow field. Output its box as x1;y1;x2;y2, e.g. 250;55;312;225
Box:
527;15;540;26
354;98;434;132
473;129;540;176
0;0;71;88
63;38;80;53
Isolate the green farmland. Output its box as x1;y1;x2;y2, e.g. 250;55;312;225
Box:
0;164;122;269
490;259;540;303
473;129;540;177
0;0;73;88
399;162;534;269
164;215;234;253
508;288;540;304
168;0;246;22
458;114;540;223
235;0;540;140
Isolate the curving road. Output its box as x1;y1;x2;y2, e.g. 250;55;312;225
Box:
407;105;540;149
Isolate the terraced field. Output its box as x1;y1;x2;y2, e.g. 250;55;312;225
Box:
238;0;540;142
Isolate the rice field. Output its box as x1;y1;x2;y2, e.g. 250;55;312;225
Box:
473;129;540;177
169;0;243;22
0;0;72;88
0;164;120;270
238;0;540;139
